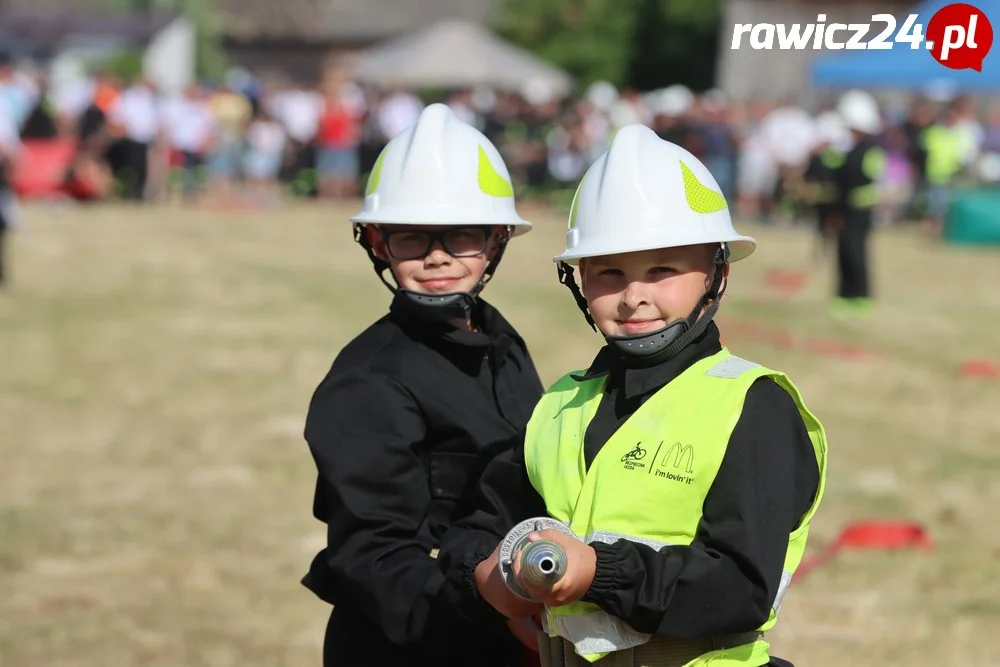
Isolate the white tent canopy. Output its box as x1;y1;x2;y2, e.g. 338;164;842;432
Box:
349;19;574;99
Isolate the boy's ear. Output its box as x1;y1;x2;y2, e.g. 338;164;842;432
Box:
365;226;389;262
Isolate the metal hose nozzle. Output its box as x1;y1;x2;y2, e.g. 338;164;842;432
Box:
498;517;578;600
518;539;567;589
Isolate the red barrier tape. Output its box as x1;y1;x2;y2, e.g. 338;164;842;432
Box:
959;359;999;379
762;268;809;295
793;521;933;584
720;318;878;361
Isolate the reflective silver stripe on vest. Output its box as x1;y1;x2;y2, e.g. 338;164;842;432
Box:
704;355;761;378
546;532;671;656
547;531;791;656
549;610;652;657
773;570;793;612
587;530;672;552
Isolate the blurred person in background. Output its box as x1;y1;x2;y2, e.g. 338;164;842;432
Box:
0;87;18;289
482;91;519;162
206;76;252;198
316;71;364;200
920;101;975;230
976;102;1000;185
271;81;323;197
62;72;118;202
242;105;286;198
758;100;816;223
831;90;885;318
0;54;34;131
513;85;559;198
107;76;161;201
77;72;119;144
736;127;778;222
693;89;738;203
801;111;848;258
878;124;916;226
446;88;480;128
19;73;58;140
162;84;215;203
579;82;615;163
950;95;984;166
376;85;424;140
357;86;387;177
650;85;694;149
300;104;543;667
609;86;650;129
544;105;589;207
901;98;935;218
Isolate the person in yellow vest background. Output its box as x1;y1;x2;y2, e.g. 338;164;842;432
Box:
830;90;885;319
800;111;848;259
437;124;828;667
919;100;976;230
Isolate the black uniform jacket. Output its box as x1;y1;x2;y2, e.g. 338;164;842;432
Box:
438;322;820;667
302;292;545;666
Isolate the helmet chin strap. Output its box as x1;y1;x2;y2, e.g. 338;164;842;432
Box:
353;224;512;325
559;244;730;365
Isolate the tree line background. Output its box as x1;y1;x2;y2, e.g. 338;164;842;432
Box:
97;0;723;90
492;0;724;91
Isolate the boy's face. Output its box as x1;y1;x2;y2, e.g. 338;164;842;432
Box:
580;244;725;338
367;225;505;295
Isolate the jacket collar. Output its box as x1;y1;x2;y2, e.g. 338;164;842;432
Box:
571;321;723;400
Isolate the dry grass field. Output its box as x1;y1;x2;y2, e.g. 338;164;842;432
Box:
1;200;998;666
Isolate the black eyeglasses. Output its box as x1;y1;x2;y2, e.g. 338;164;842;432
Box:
381;227;492;261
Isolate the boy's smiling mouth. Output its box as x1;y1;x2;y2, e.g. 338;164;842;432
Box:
617;318;666;334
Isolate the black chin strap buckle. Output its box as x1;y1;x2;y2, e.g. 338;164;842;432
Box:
710;242;730;301
557;261;597;331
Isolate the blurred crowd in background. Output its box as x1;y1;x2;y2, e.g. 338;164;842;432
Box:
0;56;996;228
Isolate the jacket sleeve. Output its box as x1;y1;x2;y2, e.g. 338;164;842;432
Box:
581;377;820;637
436;431;549;623
304;370;456;645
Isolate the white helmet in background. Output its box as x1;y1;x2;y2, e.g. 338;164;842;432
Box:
586;80;619;112
655;85;694;117
837;89;882;135
554;124;755;359
352;103;531;233
814;111;851;151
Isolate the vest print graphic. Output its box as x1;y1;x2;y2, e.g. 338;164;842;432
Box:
620;439;696;485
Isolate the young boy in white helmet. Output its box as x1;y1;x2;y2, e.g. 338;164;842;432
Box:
438;124;828;667
301;103;545;666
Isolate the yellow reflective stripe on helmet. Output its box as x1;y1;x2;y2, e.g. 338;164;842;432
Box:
680;161;727;214
365;147;387;196
478;146;514;197
568;178;583;229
